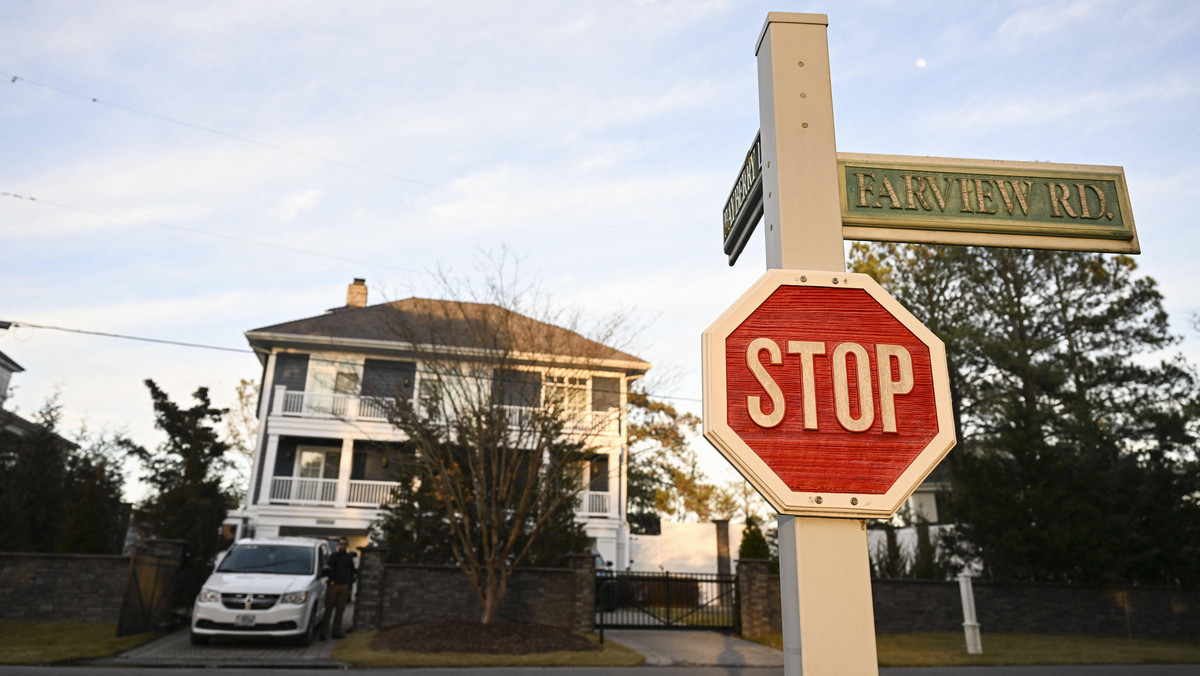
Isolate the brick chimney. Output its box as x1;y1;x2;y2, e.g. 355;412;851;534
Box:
346;278;368;308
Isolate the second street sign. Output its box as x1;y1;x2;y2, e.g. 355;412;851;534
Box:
721;148;1139;264
839;153;1138;254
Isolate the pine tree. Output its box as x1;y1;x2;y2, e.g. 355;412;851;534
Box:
851;243;1200;585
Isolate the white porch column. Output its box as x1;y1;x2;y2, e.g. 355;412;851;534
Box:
335;437;355;507
243;353;277;510
258;434;281;505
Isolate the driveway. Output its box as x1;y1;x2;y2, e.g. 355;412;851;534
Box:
91;603;355;668
604;629;785;667
90;629;347;669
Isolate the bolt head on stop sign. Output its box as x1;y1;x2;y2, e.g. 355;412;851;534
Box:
702;269;955;518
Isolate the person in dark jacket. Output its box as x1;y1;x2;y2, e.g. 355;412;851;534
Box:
321;537;357;639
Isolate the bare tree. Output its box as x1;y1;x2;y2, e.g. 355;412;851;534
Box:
376;254;644;623
223;378;259;502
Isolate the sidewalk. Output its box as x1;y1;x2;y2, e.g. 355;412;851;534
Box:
604;629;785;667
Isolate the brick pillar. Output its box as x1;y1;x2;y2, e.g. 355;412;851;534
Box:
355;547;389;631
737;558;777;638
714;519;731;576
567;553;596;634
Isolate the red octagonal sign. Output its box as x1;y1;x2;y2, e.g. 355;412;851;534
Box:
703;269;955;518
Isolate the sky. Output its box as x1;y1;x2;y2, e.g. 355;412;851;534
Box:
2;0;1198;502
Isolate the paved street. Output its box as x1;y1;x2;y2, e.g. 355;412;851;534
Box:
46;622;1200;675
5;664;1200;675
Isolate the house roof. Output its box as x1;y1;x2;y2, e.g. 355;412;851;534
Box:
0;409;78;448
246;298;651;373
0;348;24;375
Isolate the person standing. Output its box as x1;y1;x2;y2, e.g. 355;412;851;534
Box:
321;537;357;639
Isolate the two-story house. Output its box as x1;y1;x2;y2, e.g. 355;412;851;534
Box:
236;279;650;567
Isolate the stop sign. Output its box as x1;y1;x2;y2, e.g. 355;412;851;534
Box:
703;269;955;518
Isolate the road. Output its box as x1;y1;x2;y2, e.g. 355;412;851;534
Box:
2;666;1199;675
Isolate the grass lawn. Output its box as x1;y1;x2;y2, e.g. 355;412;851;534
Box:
750;632;1200;667
332;630;644;668
0;620;161;665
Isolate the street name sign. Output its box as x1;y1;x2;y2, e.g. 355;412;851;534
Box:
722;151;1138;265
702;269;955;518
722;133;763;261
840;153;1137;254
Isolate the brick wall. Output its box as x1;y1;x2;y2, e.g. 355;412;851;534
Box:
355;548;595;632
0;552;129;622
738;564;1200;640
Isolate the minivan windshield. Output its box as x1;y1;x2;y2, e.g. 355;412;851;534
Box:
216;544;314;575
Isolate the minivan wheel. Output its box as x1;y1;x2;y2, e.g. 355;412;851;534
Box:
295;607;318;647
190;630;209;645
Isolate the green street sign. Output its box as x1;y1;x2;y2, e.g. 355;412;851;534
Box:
722;133;763;264
838;154;1138;253
720;147;1140;263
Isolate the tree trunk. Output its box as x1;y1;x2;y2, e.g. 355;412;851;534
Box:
480;566;500;624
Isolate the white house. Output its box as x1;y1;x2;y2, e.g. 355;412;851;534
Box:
235;279;650;566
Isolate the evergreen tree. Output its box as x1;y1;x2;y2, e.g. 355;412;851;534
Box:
738;516;770;560
0;397;127;554
851;244;1200;585
59;428;128;554
0;399;69;552
125;380;236;605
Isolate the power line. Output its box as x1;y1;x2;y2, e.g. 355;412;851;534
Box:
2;71;710;250
0;191;426;274
0;319;703;402
0;320;253;354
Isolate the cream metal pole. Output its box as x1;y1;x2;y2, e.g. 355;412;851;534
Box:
756;13;879;675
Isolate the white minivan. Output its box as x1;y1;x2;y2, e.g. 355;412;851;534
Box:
191;537;330;646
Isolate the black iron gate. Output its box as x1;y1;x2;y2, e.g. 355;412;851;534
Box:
596;571;738;631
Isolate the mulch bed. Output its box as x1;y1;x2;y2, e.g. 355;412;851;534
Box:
371;621;600;654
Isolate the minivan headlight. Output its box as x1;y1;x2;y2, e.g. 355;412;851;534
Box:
197;588;220;603
281;591;309;604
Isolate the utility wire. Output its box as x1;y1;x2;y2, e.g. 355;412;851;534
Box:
0;319;703;402
2;71;708;249
0;191;426;275
1;320;253;354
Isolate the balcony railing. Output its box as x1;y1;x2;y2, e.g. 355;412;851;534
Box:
276;389;392;422
269;476;399;508
270;476;338;504
582;490;613;517
348;480;399;507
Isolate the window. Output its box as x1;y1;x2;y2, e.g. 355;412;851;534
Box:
589;454;610;492
546;375;588;410
591;376;621;411
492;369;542;408
297;447;340;480
419;376;442;422
307;358;363;395
216;544;315;575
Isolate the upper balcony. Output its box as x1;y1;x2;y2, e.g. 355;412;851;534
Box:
270;385;622;439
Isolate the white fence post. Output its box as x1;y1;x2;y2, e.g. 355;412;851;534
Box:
958;573;983;654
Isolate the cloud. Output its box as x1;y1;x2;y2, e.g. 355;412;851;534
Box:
276;189;323;223
995;1;1100;40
